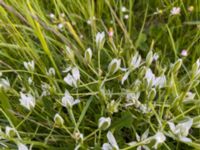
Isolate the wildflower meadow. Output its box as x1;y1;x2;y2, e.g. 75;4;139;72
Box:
0;0;200;150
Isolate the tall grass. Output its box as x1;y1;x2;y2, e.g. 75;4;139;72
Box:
0;0;200;149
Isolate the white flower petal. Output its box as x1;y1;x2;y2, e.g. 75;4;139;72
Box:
179;137;192;143
18;143;28;150
72;67;80;81
102;143;112;150
107;131;119;150
64;74;77;87
121;71;130;85
168;122;176;133
19;92;35;110
141;129;149;140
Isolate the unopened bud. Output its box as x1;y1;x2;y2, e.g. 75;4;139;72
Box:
54;113;64;127
98;117;111;130
84;48;92;63
192;59;200;79
146;51;153;66
148;88;156;101
108;59;121;75
171;59;182;73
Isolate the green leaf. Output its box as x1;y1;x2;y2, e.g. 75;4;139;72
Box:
0;90;18;126
111;111;133;130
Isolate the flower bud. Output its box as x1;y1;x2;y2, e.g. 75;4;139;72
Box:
192;59;200;79
23;60;35;72
146;51;153;67
148;88;156;101
65;46;75;62
108;59;121;75
96;32;105;49
171;59;182;73
54;113;64;127
98;117;111;130
84;48;92;63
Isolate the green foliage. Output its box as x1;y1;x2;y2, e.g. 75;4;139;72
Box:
0;0;200;149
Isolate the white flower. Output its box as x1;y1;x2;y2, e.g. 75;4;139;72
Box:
24;60;34;72
168;118;193;142
60;13;65;18
102;131;119;150
131;52;142;69
128;129;150;150
64;73;77;88
85;48;92;63
80;34;84;39
0;78;10;90
154;75;166;88
145;68;155;86
41;83;51;96
54;113;64;127
58;23;64;29
181;50;188;57
126;92;140;102
64;67;80;88
108;59;121;75
49;13;55;19
98;117;111;130
139;104;151;114
61;90;80;108
102;143;112;150
19;92;35;110
170;7;181;15
17;143;28;150
121;6;127;12
96;32;105;48
153;53;159;61
145;68;166;88
183;92;195;103
153;132;166;149
72;67;80;81
87;20;91;25
125;92;141;108
46;67;55;76
124;14;129;19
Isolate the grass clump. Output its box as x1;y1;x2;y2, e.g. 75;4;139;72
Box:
0;0;200;149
